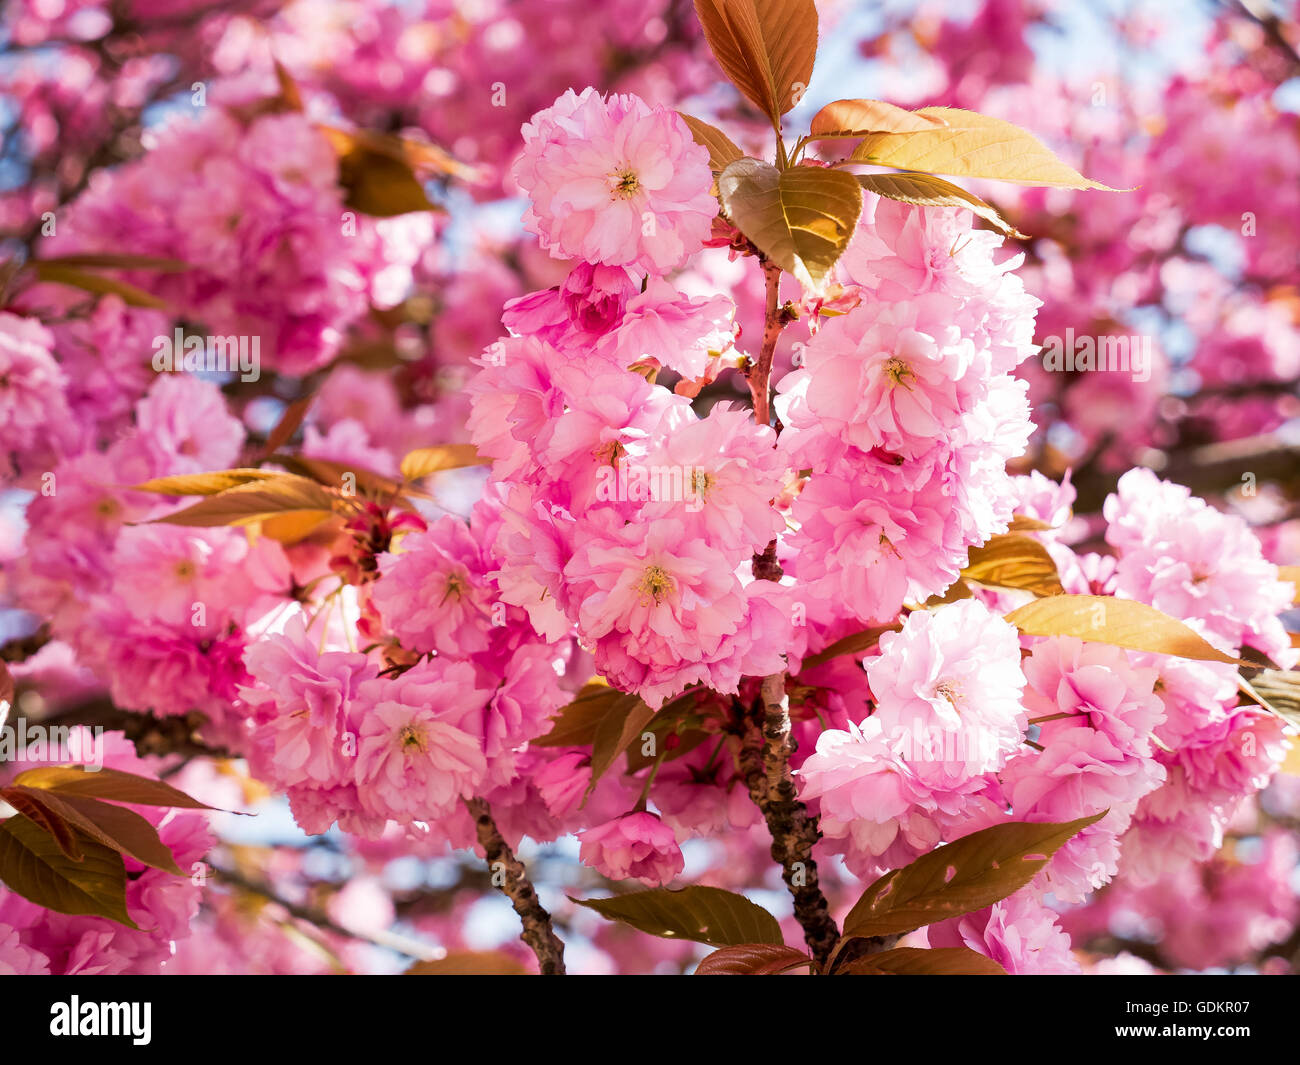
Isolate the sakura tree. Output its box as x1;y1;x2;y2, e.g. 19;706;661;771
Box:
0;0;1297;980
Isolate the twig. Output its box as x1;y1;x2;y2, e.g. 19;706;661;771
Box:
0;625;51;663
737;683;840;969
744;258;786;429
209;863;441;961
463;796;566;975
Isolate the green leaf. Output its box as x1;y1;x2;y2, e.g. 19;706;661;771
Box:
856;172;1026;239
586;691;656;797
839;947;1008;975
320;126;442;217
678;113;745;174
693;0;819;127
573;885;784;947
850;106;1123;190
3;788;183;874
0;787;82;860
626;726;712;774
277;455;414;502
718;158;862;293
694;943;813;974
1239;669;1300;728
1004;595;1242;665
920;579;973;607
12;765;220;810
1007;513;1054;532
0;814;136;927
842;813;1105;940
808;99;946;138
962;533;1065;596
532;684;628;748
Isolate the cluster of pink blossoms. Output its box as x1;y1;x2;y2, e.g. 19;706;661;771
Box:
472;88;791;713
1;8;1296;971
777;192;1040;628
43;107;431;376
796;461;1294;970
237;490;578;845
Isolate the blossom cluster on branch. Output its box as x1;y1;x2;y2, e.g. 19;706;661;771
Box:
0;0;1297;977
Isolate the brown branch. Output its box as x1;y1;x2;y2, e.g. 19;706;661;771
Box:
744;258;786;429
1071;434;1300;514
0;625;50;664
463;796;566;975
34;699;234;761
737;681;839;970
209;863;441;962
737;253;841;969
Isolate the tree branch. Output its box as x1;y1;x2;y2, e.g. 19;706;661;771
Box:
0;625;51;664
738;255;842;970
463;796;567;975
209;863;442;962
744;258;786;429
738;680;840;969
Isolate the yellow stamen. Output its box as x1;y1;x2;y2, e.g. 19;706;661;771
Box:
636;564;675;606
611;168;640;198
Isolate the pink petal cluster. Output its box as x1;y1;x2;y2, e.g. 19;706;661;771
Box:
1104;467;1297;666
869;598;1028;777
778;193;1040;624
48;109;432;375
512;88;716;276
354;659;492;824
578;812;685;887
372;516;496;657
998;636;1167;902
797;600;1026;878
0;311;72;481
928;889;1080;975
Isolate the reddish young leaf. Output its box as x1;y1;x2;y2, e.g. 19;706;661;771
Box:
695;943;813;974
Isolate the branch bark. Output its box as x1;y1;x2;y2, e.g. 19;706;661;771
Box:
738;679;840;969
744;258;786;429
210;863;441;962
739;257;841;970
463;796;566;975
